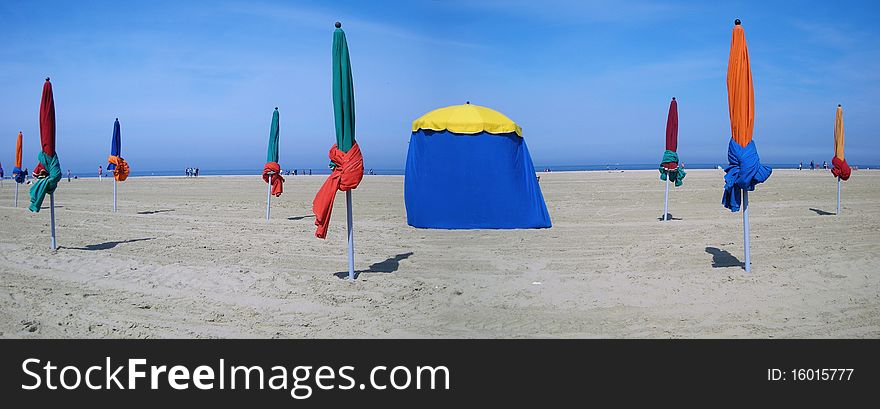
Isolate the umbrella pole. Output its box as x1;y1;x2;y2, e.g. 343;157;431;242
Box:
113;178;117;212
663;176;669;221
266;174;272;221
14;183;18;207
742;189;750;272
346;190;355;280
50;193;57;250
837;177;841;216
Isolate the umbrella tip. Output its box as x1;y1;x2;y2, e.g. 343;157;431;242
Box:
734;19;741;25
335;21;341;28
672;97;676;100
45;77;50;81
838;104;842;107
466;101;470;104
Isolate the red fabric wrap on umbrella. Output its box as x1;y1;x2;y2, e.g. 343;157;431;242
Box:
262;162;285;196
313;142;364;239
33;163;48;178
831;157;851;181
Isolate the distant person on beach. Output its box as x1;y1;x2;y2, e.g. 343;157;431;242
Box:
798;162;803;170
309;169;312;175
195;168;200;177
810;160;814;170
67;169;71;182
98;165;103;180
822;160;828;170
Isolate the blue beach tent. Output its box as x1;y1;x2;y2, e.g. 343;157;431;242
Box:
405;103;551;229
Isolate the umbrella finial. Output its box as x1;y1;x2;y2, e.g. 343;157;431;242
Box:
838;104;842;107
45;77;50;81
466;101;470;104
335;21;341;28
734;19;741;25
275;107;278;110
672;97;676;101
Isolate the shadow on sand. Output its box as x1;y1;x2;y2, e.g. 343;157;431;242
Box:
137;209;175;215
334;252;414;280
658;213;683;221
288;215;315;221
705;247;743;268
67;238;154;251
808;208;835;216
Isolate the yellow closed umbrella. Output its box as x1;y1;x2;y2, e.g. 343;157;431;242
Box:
831;104;852;215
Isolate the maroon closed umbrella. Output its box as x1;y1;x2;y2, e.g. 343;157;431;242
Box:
659;97;685;220
29;77;62;249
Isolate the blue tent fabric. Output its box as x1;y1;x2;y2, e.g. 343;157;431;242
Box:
405;129;551;229
108;119;121;170
722;139;772;212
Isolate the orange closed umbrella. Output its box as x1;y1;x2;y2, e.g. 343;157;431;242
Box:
721;19;772;272
12;132;25;206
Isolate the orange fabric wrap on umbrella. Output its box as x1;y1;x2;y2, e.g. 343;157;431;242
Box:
834;106;845;160
727;25;754;148
108;156;129;181
262;162;285;196
313;142;364;239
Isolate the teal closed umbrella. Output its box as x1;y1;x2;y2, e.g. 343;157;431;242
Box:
313;22;365;280
262;107;284;220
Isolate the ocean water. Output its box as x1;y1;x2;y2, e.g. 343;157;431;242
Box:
8;163;875;180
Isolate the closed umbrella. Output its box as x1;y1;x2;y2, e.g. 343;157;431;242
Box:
107;118;130;212
659;97;685;220
830;104;851;215
12;132;24;206
262;107;284;220
313;22;365;280
29;78;62;250
722;20;772;272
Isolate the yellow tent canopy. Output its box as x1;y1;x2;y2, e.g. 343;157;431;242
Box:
412;103;522;137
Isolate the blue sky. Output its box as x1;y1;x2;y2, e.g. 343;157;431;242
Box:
1;0;878;173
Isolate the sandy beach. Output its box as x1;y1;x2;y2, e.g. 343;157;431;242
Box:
0;169;878;338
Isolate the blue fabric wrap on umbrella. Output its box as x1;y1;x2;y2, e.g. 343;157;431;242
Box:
722;139;772;212
13;167;25;183
108;119;120;170
404;129;551;229
29;151;62;213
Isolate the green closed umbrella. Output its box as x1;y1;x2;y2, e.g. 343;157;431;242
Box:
335;22;356;280
267;107;280;163
263;107;283;221
312;22;365;279
332;23;355;153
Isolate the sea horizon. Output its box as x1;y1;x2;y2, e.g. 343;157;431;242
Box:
7;162;874;179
